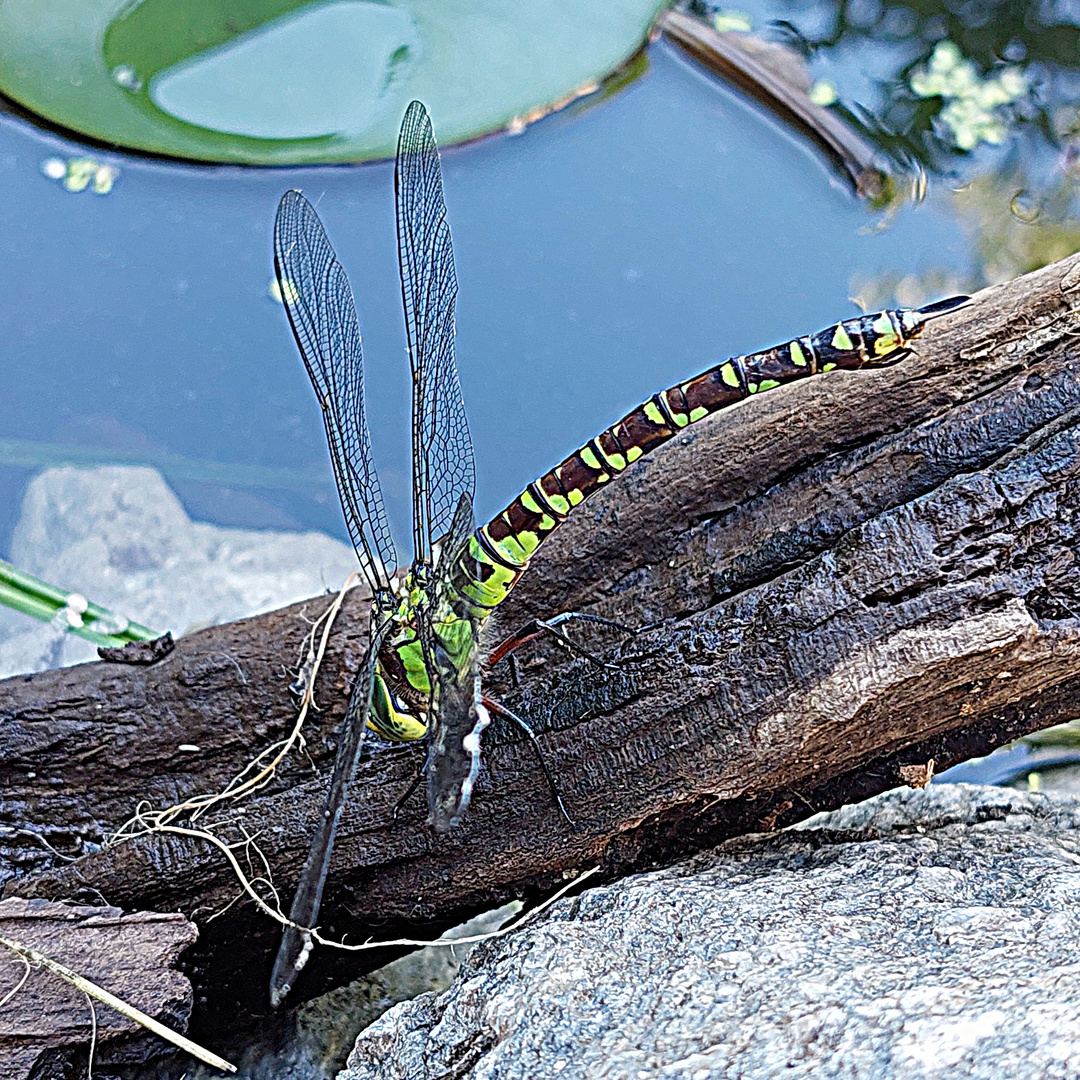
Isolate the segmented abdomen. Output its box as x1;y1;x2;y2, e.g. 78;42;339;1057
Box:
447;307;921;617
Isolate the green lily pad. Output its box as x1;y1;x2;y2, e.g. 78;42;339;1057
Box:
0;0;666;164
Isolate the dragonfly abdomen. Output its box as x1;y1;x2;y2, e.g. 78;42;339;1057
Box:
447;301;963;620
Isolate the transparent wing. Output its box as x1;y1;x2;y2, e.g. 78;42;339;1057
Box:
395;100;476;571
269;614;392;1007
418;493;489;832
275;190;397;591
437;490;478;582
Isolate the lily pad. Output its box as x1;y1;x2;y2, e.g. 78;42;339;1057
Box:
0;0;666;164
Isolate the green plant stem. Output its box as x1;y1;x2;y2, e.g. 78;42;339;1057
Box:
0;560;160;648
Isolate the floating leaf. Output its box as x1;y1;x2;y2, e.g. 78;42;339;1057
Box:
0;0;666;164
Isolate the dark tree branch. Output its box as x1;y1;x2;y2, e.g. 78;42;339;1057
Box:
3;255;1080;1039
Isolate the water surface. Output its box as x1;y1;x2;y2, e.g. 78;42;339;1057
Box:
0;40;969;561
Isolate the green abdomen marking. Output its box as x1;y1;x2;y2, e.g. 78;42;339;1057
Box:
448;307;920;617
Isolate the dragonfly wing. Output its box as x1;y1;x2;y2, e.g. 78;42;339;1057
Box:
436;487;479;584
275;189;397;591
420;493;488;832
395;100;476;571
270;615;391;1007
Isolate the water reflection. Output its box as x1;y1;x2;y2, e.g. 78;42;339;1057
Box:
674;0;1080;308
689;0;1076;178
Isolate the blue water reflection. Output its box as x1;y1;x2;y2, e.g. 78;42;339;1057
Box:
0;41;969;560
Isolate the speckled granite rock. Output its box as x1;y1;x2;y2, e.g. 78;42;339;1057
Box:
340;783;1080;1080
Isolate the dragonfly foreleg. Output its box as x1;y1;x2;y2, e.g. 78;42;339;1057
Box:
482;695;573;825
391;756;427;821
488;612;638;669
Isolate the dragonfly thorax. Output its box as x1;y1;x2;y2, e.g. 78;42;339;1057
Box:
369;626;429;742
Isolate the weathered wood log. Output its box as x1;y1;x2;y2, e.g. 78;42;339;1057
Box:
3;255;1080;1041
0;898;197;1079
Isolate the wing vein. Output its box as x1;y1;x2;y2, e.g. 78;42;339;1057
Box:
274;190;396;590
395;101;475;573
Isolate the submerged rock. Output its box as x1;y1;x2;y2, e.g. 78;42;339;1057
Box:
341;783;1080;1080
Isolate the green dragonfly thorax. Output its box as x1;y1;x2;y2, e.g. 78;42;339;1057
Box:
366;571;481;744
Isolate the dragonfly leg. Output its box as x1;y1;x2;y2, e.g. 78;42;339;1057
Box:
489;612;638;670
392;757;426;821
483;695;573;825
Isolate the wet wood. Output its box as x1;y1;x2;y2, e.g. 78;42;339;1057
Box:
2;255;1080;1039
0;898;197;1079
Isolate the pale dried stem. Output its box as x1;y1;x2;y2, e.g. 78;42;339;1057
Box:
0;932;236;1073
110;573;361;845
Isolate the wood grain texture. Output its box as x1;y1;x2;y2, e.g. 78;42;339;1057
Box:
2;256;1080;1037
0;898;197;1078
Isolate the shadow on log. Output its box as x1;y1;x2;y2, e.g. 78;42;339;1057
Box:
2;255;1080;1043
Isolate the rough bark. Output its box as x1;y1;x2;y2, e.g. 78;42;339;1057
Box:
0;899;197;1079
2;255;1079;1039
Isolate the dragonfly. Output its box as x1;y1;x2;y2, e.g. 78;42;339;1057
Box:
269;101;487;1005
269;99;968;1006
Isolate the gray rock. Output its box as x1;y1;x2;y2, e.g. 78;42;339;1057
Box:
341;784;1080;1080
0;465;357;676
